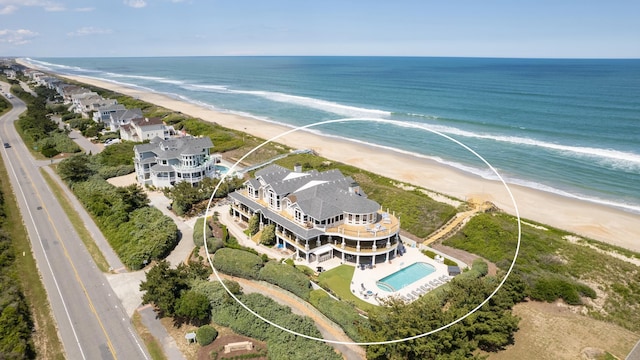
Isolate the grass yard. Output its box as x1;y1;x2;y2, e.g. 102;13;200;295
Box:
317;264;375;312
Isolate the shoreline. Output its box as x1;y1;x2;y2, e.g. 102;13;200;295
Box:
44;70;640;253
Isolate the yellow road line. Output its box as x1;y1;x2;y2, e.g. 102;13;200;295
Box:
16;155;118;359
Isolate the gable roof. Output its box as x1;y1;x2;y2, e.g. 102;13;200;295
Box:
110;108;143;122
248;165;380;221
131;117;164;127
134;136;213;160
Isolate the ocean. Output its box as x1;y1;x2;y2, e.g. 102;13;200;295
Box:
24;56;640;214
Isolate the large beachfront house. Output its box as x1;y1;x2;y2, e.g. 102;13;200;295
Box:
229;164;402;266
133;136;221;188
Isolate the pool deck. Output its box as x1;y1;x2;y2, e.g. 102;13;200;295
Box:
349;246;451;305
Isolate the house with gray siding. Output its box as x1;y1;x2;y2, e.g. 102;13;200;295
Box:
229;164;401;266
133;136;221;188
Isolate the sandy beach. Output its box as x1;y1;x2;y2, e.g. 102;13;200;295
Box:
53;72;640;253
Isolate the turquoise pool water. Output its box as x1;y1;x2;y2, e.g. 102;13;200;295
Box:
215;165;230;174
376;262;436;292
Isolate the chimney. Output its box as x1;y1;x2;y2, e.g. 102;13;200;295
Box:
348;182;360;195
294;163;302;173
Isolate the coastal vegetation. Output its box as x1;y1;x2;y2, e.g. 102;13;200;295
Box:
164;176;244;217
445;212;640;332
0;163;36;359
363;266;524;359
0;95;9;113
13;85;81;158
190;279;342;360
56;146;179;270
140;263;342;359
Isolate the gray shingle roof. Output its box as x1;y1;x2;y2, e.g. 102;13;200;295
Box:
240;165;381;222
228;192;323;240
110;108;143;122
134;136;213;161
291;177;379;219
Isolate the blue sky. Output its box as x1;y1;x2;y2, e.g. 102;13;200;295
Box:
1;0;639;58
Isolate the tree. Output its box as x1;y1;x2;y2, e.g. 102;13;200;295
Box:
139;260;189;316
260;224;276;246
248;214;260;235
165;181;199;216
57;154;93;183
116;184;149;213
174;290;211;325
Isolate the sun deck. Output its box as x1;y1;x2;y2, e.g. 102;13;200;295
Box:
235;188;400;240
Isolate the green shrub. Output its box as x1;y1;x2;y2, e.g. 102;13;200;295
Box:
259;262;311;300
206;238;224;254
97;164;134;179
212;248;263;279
529;276;595;305
41;146;60;158
62;112;79;121
443;258;458;266
309;290;367;342
248;214;259;235
193;217;213;247
196;325;218;346
421;249;436;259
259;224;276;246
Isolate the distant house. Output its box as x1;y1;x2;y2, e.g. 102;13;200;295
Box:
133;136;221;188
3;69;16;79
120;117;175;142
93;104;127;123
229;164;402;265
58;85;93;103
73;95;118;118
107;108;143;131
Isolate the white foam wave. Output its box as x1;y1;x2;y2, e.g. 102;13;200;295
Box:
238;90;391;118
23;58;101;74
181;84;231;93
186;84;391;118
294;128;640;214
396;121;640;166
103;72;187;86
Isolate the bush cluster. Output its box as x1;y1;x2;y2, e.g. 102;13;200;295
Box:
196;325;218;346
309;290;367;342
445;213;598;306
193;281;342;360
0;221;36;359
258;262;311;301
57;152;178;270
212;248;264;279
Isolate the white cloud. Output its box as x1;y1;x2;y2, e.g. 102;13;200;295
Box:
67;27;113;37
74;7;95;12
123;0;146;8
0;5;18;14
0;0;65;12
0;29;38;45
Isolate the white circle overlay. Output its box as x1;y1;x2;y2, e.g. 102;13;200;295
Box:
204;118;521;346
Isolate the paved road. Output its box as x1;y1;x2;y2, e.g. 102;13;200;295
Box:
0;83;150;360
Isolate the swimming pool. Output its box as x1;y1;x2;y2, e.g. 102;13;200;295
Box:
376;262;436;292
215;165;230;174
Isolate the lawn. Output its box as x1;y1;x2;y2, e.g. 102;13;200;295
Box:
317;264;376;312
